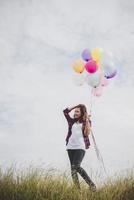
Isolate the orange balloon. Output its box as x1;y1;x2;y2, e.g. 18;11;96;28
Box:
72;59;85;73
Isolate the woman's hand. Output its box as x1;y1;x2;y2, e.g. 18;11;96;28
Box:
86;114;91;122
67;105;80;112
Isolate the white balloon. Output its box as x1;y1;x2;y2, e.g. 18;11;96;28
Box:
101;50;113;66
85;69;102;88
103;61;117;78
72;72;85;86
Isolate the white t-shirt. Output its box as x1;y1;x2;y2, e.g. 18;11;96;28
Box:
66;122;86;150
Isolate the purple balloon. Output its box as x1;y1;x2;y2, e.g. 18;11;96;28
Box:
81;49;91;61
105;69;117;79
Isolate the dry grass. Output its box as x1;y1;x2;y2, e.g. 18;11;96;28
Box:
0;165;133;200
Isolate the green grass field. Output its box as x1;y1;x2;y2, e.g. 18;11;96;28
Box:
0;165;133;200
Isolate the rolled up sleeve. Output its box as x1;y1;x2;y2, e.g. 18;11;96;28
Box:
63;108;73;123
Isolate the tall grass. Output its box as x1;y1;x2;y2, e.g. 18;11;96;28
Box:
0;165;133;200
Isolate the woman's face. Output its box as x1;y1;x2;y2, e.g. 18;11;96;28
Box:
74;107;81;119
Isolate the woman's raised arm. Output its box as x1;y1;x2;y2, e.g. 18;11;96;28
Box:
63;105;79;123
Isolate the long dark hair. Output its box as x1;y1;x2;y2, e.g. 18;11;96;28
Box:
74;104;88;123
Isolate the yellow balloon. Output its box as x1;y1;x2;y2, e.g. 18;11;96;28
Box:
91;48;102;63
96;60;102;68
72;59;85;73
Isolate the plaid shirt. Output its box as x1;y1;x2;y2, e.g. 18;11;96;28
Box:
63;107;91;149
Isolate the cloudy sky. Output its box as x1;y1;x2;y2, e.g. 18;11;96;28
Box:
0;0;134;183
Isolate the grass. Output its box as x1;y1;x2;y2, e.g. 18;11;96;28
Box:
0;165;133;200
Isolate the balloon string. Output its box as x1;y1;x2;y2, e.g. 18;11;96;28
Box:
89;88;93;116
90;129;107;175
89;89;108;176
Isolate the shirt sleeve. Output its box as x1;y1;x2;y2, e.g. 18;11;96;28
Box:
63;107;73;123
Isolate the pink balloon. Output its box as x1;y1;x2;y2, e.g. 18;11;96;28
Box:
92;86;103;97
100;75;109;87
85;60;98;73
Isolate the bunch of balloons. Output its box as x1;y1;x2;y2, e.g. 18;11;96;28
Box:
72;48;117;97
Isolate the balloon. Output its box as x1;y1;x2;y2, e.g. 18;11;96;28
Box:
92;85;103;97
103;61;117;79
91;47;103;63
81;49;91;61
105;70;117;79
85;69;102;88
100;75;109;86
72;72;85;86
72;59;85;73
85;59;98;73
100;50;113;66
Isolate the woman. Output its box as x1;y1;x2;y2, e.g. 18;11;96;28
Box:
63;104;96;190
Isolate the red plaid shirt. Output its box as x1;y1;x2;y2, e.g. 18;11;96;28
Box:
63;107;91;149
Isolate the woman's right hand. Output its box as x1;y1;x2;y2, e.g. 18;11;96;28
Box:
68;104;80;111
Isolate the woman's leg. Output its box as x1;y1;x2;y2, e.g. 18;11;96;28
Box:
67;149;80;189
73;149;96;188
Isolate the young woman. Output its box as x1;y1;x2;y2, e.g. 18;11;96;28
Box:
63;104;96;190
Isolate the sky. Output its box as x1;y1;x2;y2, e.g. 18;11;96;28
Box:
0;0;134;184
